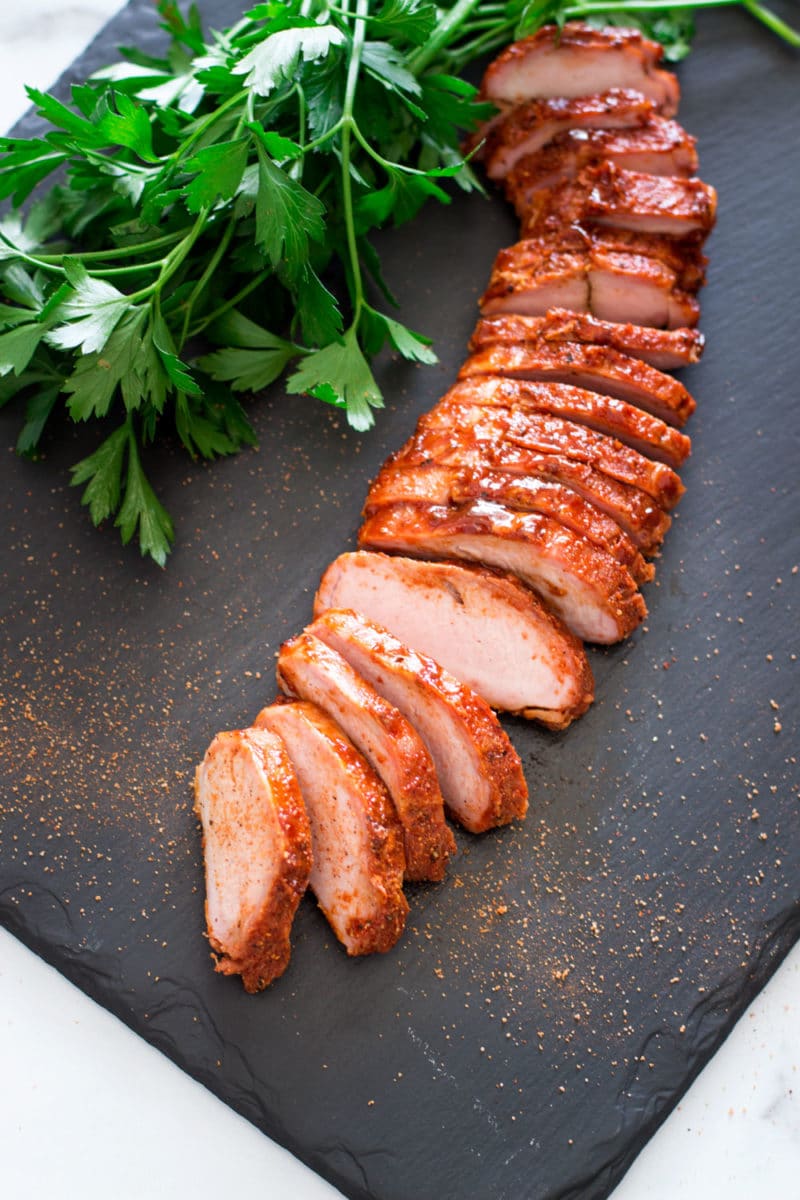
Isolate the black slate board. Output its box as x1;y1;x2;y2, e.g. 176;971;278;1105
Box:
1;6;798;1199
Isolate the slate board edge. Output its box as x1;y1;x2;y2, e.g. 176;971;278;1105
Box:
4;897;798;1200
3;4;799;1200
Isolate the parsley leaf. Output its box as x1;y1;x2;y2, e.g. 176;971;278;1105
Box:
286;327;383;432
233;24;346;96
183;138;249;212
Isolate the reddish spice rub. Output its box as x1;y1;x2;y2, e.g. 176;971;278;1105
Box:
469;309;705;372
385;427;672;553
277;629;455;881
417;402;685;509
194;727;312;992
358;500;647;644
457;342;696;428
254;700;408;955
314;553;594;730
444;375;692;464
364;460;653;584
310;608;528;831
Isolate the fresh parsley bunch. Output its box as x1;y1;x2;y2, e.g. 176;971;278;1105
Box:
0;0;796;564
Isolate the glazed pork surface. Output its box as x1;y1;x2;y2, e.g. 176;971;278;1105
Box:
314;553;594;729
384;429;671;552
194;727;312;992
365;461;653;583
310;609;528;831
480;22;680;114
469;309;704;371
480;237;700;328
458;342;695;428
277;630;455;882
481;88;657;179
446;373;692;466
359;500;647;644
417;402;685;509
501;119;698;193
254;700;408;955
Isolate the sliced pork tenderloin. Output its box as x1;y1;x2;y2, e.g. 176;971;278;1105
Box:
384;430;671;553
480;88;657;178
516;165;715;244
469;309;705;371
480;238;700;328
417;402;685;509
194;727;312;992
502;119;698;193
583;162;717;239
457;343;695;428
358;501;647;644
444;376;691;465
309;609;528;831
314;554;594;729
253;701;408;955
276;631;455;882
364;461;653;584
480;23;679;115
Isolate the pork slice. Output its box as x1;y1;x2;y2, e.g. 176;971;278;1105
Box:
419;401;684;509
194;727;312;992
584;162;717;239
481;238;699;328
482;88;656;179
586;246;700;328
314;553;594;729
515;182;708;291
481;239;591;315
502;119;698;193
445;376;692;467
509;223;707;294
358;500;646;644
253;701;408;955
277;631;454;882
468;309;705;371
365;460;653;584
393;428;671;553
458;343;695;428
310;609;528;830
480;22;679;115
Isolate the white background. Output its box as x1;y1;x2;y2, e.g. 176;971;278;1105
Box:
1;4;797;1198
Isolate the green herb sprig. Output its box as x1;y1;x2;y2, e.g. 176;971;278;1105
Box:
0;0;796;564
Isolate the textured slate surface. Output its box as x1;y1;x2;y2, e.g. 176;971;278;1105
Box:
1;6;798;1200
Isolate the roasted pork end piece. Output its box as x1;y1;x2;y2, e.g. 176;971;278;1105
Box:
254;701;408;955
194;727;312;992
315;553;594;728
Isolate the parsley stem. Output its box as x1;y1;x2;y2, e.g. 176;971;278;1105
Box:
408;0;484;75
171;88;249;164
178;216;237;346
34;233;183;264
339;0;369;323
187;269;272;338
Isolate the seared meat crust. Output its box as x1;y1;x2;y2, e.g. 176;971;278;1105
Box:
194;727;312;992
314;553;594;729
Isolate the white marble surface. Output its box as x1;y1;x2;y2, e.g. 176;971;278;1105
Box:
0;5;798;1199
